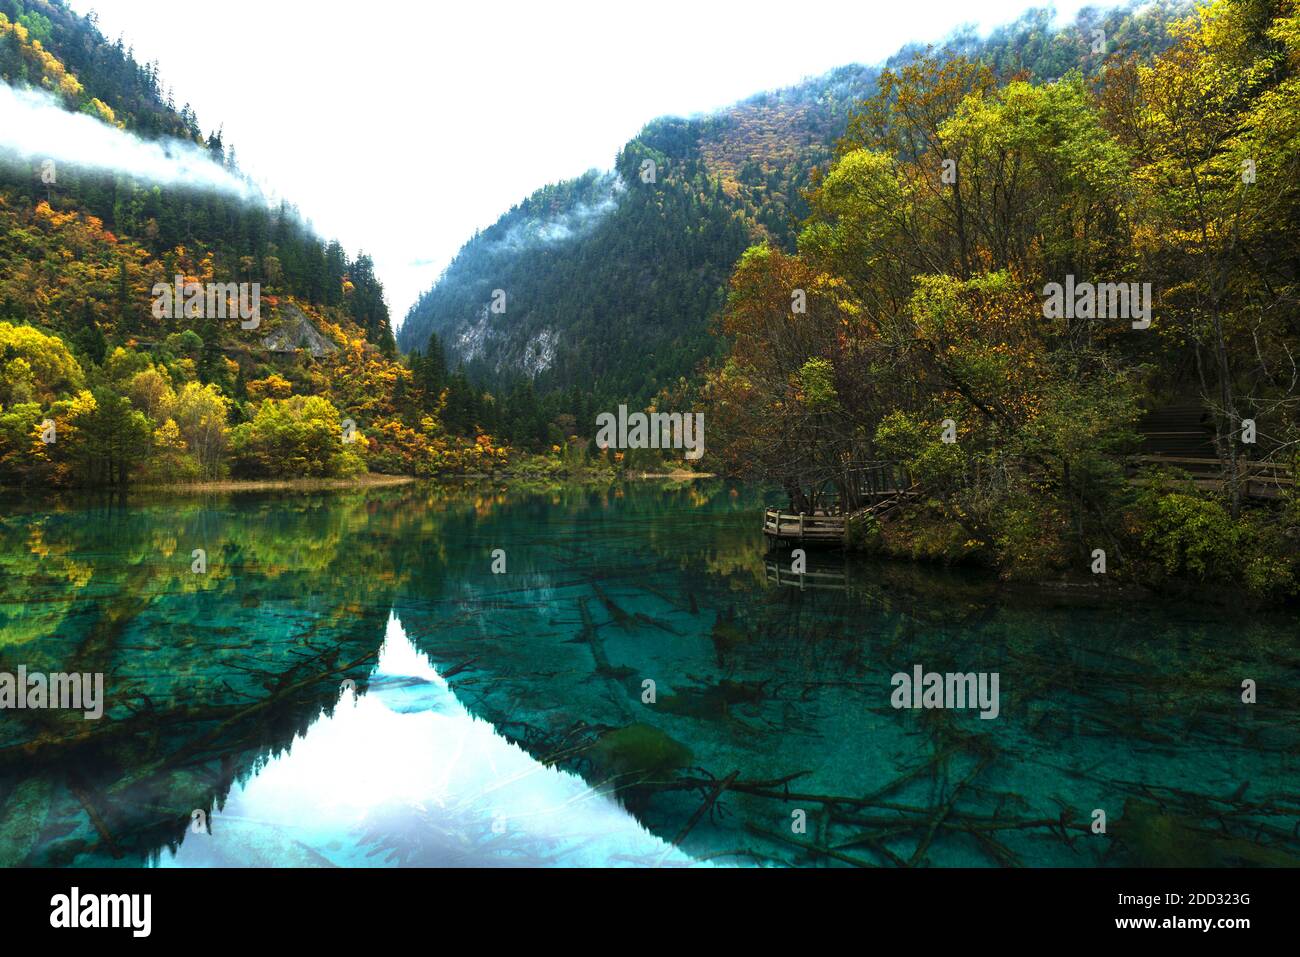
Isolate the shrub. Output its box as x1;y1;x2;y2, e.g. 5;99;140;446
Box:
229;395;366;478
1138;490;1297;600
1141;493;1240;580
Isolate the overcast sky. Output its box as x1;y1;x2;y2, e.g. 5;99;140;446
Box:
72;0;1099;326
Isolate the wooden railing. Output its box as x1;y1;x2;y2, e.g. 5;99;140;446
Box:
1128;456;1295;499
762;508;846;543
763;464;918;545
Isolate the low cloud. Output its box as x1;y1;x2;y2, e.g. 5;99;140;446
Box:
494;172;624;252
0;82;256;199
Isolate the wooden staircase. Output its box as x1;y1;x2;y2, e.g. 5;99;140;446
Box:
1137;402;1218;459
1132;401;1294;499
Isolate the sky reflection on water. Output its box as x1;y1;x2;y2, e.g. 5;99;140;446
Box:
159;615;697;868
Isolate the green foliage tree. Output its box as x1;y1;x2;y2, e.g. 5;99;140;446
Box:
229;395;365;479
67;387;151;486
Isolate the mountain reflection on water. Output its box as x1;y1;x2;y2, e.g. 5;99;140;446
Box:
161;615;692;867
0;480;1296;867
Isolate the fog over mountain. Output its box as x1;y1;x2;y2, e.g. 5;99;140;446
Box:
0;82;254;197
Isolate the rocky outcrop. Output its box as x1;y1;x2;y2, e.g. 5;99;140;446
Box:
261;303;339;358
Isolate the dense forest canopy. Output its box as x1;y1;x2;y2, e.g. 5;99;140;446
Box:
706;0;1300;599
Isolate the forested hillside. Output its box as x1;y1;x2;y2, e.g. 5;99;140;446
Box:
708;0;1300;600
400;2;1189;415
0;0;512;486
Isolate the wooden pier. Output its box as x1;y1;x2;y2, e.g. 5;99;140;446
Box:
762;508;847;545
763;480;919;547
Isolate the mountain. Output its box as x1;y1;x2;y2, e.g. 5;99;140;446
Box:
0;0;397;353
0;0;503;487
399;2;1189;407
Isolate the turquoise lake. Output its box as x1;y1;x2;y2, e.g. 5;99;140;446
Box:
0;479;1296;867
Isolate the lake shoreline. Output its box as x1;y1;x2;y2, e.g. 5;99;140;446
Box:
133;474;418;494
127;469;715;494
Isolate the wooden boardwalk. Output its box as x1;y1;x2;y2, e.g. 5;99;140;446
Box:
762;509;848;545
763;485;919;547
763;435;1292;547
1129;456;1295;499
762;402;1293;545
1132;401;1295;498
